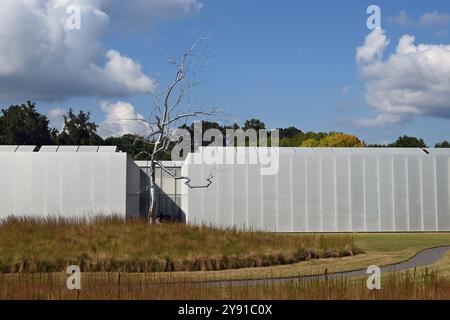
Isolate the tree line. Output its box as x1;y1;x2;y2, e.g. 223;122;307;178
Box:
0;102;449;160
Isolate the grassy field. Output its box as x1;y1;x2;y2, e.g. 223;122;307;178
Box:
0;269;448;300
0;217;359;273
2;217;450;300
416;251;450;278
99;232;450;283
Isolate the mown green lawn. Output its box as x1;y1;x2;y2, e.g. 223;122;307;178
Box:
137;233;450;282
353;233;450;252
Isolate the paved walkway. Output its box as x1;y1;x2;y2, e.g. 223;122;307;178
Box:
201;245;450;287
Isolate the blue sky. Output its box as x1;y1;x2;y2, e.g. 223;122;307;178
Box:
1;1;450;145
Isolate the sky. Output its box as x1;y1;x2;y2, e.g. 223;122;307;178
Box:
0;0;450;146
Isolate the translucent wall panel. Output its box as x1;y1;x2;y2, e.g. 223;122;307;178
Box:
204;163;219;227
262;170;277;232
0;153;16;215
407;157;423;231
161;169;176;195
30;154;47;214
216;162;234;228
14;154;32;215
379;156;395;231
233;163;248;229
277;153;293;232
183;148;450;232
292;155;308;232
307;157;322;231
365;156;380;232
94;154;111;213
46;154;63;215
436;156;450;230
393;157;409;231
0;146;18;152
183;160;203;225
125;160;143;219
0;152;128;219
350;157;365;231
248;160;263;231
111;155;128;215
321;156;336;232
336;156;351;231
422;158;437;231
61;153;78;215
78;153;94;214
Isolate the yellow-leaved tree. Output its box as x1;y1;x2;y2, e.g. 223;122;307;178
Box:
300;133;365;147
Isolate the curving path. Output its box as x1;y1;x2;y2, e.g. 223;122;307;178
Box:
200;245;450;287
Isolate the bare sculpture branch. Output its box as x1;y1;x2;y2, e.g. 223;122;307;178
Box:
122;35;217;223
154;161;215;189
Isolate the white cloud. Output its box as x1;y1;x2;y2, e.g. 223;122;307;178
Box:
356;29;450;127
419;12;450;28
98;101;151;138
389;10;450;29
355;114;406;128
356;28;390;63
388;11;413;27
0;0;201;101
103;50;155;93
105;0;203;30
48;107;67;130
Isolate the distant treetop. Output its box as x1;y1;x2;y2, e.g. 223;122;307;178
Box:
435;140;450;148
0;101;54;146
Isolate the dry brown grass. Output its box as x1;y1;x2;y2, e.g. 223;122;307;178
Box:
0;216;360;273
0;269;448;300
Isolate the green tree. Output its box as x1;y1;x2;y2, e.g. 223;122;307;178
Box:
179;121;241;149
301;138;320;147
435;141;450;148
0;101;54;146
243;118;266;131
278;126;302;139
318;133;366;147
105;134;155;160
56;109;103;145
388;135;427;148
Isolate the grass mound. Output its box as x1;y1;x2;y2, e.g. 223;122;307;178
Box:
0;216;362;273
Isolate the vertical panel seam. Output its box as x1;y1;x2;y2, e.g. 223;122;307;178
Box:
216;163;220;227
271;158;280;232
348;156;352;232
305;157;309;232
434;157;438;231
448;157;450;229
377;156;381;232
261;161;264;231
319;157;323;233
405;157;410;231
231;159;234;228
420;157;424;231
246;159;249;230
334;156;338;232
363;157;367;232
391;157;396;231
289;156;295;232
